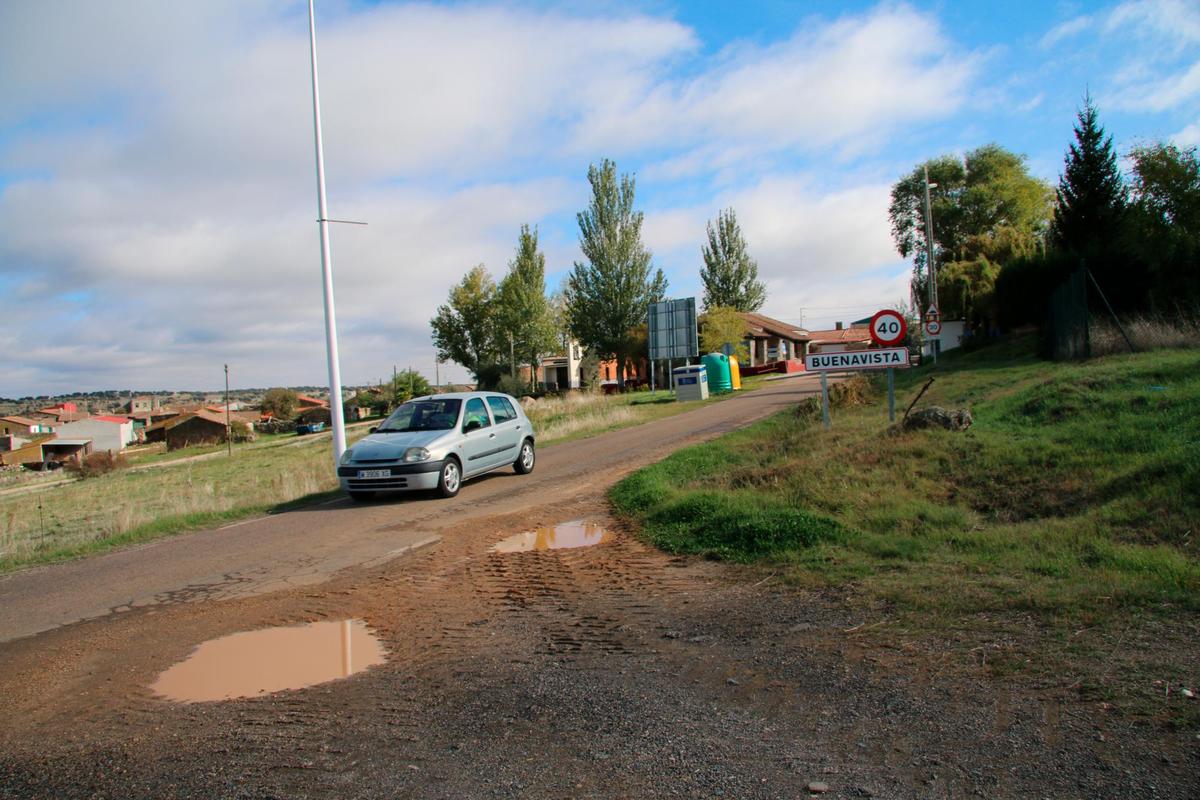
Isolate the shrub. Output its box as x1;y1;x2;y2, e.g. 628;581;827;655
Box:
66;451;129;479
229;420;255;443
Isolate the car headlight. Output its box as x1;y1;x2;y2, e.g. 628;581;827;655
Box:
339;449;354;465
403;447;432;462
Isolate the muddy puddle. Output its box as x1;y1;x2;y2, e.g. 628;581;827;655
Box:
491;520;613;553
153;619;386;702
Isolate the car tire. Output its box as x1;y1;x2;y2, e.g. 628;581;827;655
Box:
437;457;462;498
514;439;535;474
348;491;374;502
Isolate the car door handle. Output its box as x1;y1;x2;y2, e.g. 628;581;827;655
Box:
488;433;496;438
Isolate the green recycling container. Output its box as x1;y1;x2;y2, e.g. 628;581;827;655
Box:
701;352;732;393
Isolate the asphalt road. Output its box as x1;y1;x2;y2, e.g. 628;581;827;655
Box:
0;377;820;643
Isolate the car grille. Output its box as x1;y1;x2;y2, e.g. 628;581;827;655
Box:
346;477;409;490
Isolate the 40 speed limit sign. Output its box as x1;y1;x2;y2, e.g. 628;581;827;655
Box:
869;308;907;347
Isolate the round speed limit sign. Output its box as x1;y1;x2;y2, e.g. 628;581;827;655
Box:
869;309;907;347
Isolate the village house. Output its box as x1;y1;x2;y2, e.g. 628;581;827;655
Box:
0;415;55;437
145;410;229;450
805;322;874;354
735;312;813;366
57;416;134;452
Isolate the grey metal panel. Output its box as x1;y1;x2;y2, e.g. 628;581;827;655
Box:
648;297;698;360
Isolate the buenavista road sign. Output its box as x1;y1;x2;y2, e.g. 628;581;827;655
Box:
804;347;910;372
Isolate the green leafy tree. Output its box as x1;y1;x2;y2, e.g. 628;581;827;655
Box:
890;144;1052;310
1128;142;1200;305
391;369;433;406
1051;97;1128;256
565;159;668;387
496;225;558;390
700;208;765;311
430;265;500;386
699;306;750;360
260;388;299;419
938;257;1001;326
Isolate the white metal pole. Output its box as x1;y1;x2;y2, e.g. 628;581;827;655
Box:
307;0;347;465
922;165;938;365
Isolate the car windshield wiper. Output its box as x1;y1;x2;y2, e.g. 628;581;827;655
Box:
375;426;414;433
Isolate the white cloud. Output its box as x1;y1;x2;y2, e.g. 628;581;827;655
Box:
1094;0;1200;113
1172;122;1200;147
0;2;968;395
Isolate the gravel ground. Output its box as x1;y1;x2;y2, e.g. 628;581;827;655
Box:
1;492;1197;799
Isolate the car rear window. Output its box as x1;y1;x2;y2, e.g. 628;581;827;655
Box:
487;396;517;423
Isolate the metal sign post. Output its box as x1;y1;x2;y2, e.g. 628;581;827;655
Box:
820;372;831;430
887;368;895;422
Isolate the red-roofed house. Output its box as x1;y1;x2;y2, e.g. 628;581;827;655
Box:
734;312;813;366
806;323;874;354
296;394;327;409
57;416;135;451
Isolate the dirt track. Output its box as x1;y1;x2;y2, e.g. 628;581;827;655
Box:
0;378;1196;798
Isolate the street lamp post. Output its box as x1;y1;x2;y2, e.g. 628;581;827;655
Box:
307;0;347;466
922;165;939;364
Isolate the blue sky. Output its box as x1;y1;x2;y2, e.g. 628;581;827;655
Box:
1;0;1198;396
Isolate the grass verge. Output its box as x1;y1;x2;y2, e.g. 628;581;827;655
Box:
610;337;1200;720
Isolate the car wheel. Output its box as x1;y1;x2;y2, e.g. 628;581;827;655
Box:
348;491;374;502
437;457;462;498
514;439;535;474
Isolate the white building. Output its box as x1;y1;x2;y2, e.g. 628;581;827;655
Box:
540;341;584;390
58;416;135;452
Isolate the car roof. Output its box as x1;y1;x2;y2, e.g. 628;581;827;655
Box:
409;391;516;402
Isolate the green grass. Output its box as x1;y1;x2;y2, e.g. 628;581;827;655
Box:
611;336;1200;617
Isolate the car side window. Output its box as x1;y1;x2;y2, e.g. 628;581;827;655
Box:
487;396;516;424
463;398;491;431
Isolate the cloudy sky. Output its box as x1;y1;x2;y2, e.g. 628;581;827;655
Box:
2;0;1198;396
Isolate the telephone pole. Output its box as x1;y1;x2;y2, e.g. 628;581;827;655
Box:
224;364;232;457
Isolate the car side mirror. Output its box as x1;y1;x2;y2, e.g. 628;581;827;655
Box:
368;426;378;433
464;419;482;433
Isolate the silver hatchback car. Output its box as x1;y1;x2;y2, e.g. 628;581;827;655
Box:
338;391;536;500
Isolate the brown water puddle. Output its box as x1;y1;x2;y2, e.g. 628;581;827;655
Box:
152;619;386;702
491;520;613;553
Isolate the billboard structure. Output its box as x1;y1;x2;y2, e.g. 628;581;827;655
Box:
648;298;698;392
648;298;698;360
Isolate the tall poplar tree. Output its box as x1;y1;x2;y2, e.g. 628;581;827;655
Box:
565;159;667;387
699;208;765;311
496;225;557;389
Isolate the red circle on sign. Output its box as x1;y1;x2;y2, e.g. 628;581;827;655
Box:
869;309;907;347
925;320;942;336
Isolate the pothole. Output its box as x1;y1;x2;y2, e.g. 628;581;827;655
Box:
491;520;613;553
152;619;386;702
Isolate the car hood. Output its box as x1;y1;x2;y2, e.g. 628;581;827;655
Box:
350;430;451;459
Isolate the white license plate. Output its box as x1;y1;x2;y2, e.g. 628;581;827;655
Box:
357;469;391;479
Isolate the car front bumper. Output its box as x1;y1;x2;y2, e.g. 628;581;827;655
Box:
337;461;442;493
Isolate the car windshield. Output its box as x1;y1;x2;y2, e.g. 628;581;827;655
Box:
376;399;462;432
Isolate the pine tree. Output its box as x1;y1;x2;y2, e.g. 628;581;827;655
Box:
565;160;667;387
699;208;766;311
1051;97;1127;255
